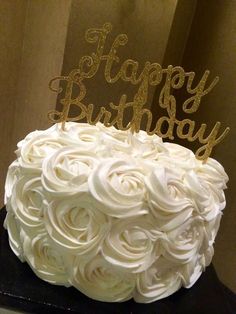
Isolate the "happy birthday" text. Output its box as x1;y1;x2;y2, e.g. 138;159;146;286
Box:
48;23;229;160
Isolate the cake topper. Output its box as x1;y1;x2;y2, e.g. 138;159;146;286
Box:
48;23;230;161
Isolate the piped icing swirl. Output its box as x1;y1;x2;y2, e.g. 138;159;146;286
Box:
4;122;228;303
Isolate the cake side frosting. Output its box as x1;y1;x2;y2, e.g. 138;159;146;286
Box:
3;122;228;303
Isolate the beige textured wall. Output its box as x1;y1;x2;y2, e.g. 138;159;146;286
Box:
60;0;178;121
0;0;28;205
177;1;236;292
151;0;197;119
0;0;72;204
11;0;72;158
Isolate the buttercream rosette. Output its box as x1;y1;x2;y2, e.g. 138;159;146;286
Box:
3;122;228;303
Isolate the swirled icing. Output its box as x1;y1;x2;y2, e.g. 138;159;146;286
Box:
4;122;228;303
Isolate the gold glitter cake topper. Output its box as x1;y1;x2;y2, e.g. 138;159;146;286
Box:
48;23;230;161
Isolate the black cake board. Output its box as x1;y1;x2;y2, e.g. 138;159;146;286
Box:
0;207;235;314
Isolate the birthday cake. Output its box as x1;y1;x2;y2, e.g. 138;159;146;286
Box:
3;121;228;303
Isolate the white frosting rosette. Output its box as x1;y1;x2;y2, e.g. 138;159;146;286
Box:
161;216;208;264
196;157;228;190
102;217;162;273
4;160;21;204
44;197;110;256
98;124;167;160
42;147;99;196
180;254;204;288
4;211;25;262
69;254;135;302
3;122;228;303
98;123;132;157
204;213;222;246
185;170;226;221
17;133;73;172
134;257;182;303
21;228;70;286
145;165;194;231
88;159;147;218
130;130;168;160
160;142;197;171
58;122;101;146
11;174;48;231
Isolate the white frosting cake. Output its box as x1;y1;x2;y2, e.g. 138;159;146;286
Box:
4;122;228;303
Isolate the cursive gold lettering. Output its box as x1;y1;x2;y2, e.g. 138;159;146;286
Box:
48;23;230;161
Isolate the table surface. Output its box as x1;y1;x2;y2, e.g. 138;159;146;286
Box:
0;207;235;314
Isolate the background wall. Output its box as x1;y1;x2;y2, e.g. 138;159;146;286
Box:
0;0;28;208
0;0;235;293
0;0;71;204
179;0;236;294
60;0;179;120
